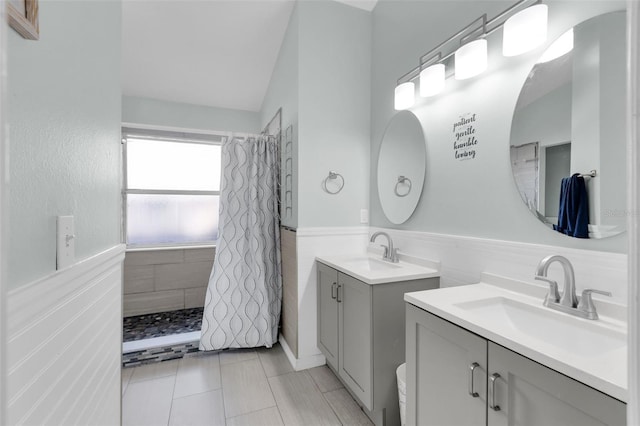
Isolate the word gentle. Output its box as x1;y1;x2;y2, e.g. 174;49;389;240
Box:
452;113;478;161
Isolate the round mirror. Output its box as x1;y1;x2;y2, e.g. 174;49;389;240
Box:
510;11;626;239
377;111;426;224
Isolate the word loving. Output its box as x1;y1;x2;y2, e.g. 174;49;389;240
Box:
452;113;478;160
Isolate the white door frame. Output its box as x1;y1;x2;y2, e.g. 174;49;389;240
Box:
627;1;639;424
0;3;7;425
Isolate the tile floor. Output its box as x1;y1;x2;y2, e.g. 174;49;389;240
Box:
122;343;374;426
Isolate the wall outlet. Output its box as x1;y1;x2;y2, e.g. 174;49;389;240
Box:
57;215;75;270
360;209;369;224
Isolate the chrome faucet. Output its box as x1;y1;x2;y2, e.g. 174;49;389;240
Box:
535;255;578;308
370;231;399;263
534;255;611;320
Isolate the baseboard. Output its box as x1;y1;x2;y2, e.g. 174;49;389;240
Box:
279;334;326;371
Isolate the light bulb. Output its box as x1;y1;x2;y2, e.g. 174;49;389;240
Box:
455;39;487;80
503;4;548;57
394;82;415;110
420;64;445;97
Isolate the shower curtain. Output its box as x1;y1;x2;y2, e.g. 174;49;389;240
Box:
199;135;282;351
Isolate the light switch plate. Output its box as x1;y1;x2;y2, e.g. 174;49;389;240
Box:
57;215;75;270
360;209;369;224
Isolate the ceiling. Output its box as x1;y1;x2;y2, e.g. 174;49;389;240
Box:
122;0;377;113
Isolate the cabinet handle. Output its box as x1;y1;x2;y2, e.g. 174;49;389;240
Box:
331;282;337;299
337;284;342;303
489;373;501;411
468;362;480;397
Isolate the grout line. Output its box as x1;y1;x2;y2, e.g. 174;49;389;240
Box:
218;350;259;367
261;358;282;422
218;372;228;424
321;391;344;425
165;372;178;426
128;360;180;384
171;354;223;401
274;405;286;426
171;386;224;401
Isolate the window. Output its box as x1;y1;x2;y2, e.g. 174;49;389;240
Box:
123;128;224;247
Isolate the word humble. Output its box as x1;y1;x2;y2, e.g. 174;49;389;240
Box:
452;113;478;161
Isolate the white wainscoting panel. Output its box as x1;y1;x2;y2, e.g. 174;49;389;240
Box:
6;245;125;426
283;226;627;374
371;227;628;304
294;227;369;369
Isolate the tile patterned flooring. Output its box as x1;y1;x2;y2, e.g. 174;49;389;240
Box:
122;343;373;426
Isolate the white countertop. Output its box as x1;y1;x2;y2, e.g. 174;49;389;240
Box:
404;273;628;402
316;251;440;285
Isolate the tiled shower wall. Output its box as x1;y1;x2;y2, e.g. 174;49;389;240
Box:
123;248;215;317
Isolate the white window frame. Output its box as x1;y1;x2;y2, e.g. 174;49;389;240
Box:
121;124;227;249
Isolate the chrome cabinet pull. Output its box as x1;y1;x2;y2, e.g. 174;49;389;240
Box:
489;373;501;411
468;362;480;397
331;282;337;299
337;284;342;303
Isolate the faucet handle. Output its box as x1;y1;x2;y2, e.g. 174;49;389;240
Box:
389;247;399;263
534;276;560;304
380;245;389;258
577;289;612;319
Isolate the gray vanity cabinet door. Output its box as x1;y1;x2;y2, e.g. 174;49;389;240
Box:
487;342;626;426
317;262;339;370
406;305;487;426
338;272;373;410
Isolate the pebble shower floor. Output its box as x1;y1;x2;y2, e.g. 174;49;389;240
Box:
123;307;204;367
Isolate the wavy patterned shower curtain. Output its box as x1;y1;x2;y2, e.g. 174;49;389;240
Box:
199;135;282;351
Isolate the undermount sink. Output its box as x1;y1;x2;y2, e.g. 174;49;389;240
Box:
404;275;628;402
340;257;402;272
454;297;626;357
315;253;439;285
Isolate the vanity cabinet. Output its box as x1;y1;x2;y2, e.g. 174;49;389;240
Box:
317;261;439;426
406;305;626;426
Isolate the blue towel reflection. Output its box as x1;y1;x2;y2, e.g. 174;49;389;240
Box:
554;173;589;239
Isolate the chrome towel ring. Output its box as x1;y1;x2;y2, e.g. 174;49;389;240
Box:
394;176;412;197
322;171;344;195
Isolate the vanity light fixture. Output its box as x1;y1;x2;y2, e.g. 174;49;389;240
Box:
420;63;445;97
394;81;415;110
455;39;488;80
502;3;548;57
393;0;549;107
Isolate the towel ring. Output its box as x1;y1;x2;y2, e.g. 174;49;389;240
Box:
394;176;412;197
322;171;344;195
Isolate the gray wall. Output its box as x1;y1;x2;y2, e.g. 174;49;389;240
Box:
297;1;371;228
261;4;300;229
597;12;626;230
123;95;261;134
8;1;122;289
370;0;626;253
261;1;371;229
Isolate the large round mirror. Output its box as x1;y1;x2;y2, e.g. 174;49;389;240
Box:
377;111;426;224
510;11;626;239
